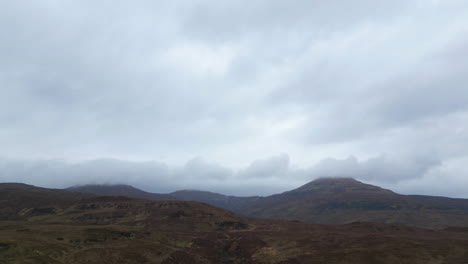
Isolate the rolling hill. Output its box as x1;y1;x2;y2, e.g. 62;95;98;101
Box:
66;178;468;229
67;184;175;201
1;184;468;263
170;189;261;212
241;178;468;229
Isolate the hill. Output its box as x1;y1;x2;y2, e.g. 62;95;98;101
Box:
67;184;175;201
1;184;468;263
242;178;468;229
170;189;261;212
67;184;261;212
0;183;93;221
65;178;468;229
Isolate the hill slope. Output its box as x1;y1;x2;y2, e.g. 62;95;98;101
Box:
242;178;468;229
170;189;261;212
65;179;468;229
67;184;175;201
1;184;468;264
0;183;93;221
67;184;261;212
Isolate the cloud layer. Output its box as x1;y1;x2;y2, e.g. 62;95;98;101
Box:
0;153;465;198
1;1;468;197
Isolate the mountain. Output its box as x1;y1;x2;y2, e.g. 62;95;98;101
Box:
290;177;394;194
67;184;261;212
2;184;468;264
65;178;468;229
67;184;175;201
242;178;468;229
170;189;261;212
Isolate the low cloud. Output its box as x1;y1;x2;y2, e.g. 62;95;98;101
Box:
308;154;441;183
239;153;290;179
0;155;304;196
1;152;465;198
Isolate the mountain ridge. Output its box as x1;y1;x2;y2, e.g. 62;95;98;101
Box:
60;178;468;229
66;184;176;201
241;178;468;229
2;185;468;263
291;177;395;194
170;189;262;212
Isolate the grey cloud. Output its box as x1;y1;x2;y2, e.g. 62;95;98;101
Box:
182;157;232;180
0;158;170;189
183;0;410;43
1;1;468;197
0;156;305;196
239;153;290;179
373;155;468;198
0;152;446;196
268;7;468;144
308;154;441;183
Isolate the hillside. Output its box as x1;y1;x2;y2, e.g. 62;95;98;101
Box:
170;190;261;212
0;183;93;221
66;178;468;229
1;185;468;263
242;178;468;229
68;184;262;212
67;184;175;201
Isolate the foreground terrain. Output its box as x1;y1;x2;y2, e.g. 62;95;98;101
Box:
1;184;468;263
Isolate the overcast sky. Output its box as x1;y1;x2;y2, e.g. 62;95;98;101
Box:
1;0;468;197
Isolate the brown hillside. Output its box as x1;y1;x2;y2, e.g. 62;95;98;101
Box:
1;185;468;263
242;178;468;229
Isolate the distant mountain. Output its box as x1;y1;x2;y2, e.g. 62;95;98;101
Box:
241;178;468;229
63;178;468;229
291;177;394;194
67;184;261;212
2;183;468;264
170;190;261;212
67;184;175;201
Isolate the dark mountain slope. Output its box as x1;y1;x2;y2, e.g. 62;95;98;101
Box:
67;184;261;212
0;182;46;190
0;183;94;220
242;178;468;229
67;184;175;201
0;184;248;230
170;189;261;212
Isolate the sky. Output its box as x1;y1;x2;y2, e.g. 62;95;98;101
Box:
1;0;468;197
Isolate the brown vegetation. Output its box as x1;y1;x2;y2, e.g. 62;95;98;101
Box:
1;184;468;263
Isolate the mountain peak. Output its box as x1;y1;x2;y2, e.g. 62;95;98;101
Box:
311;177;360;184
293;177;394;194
